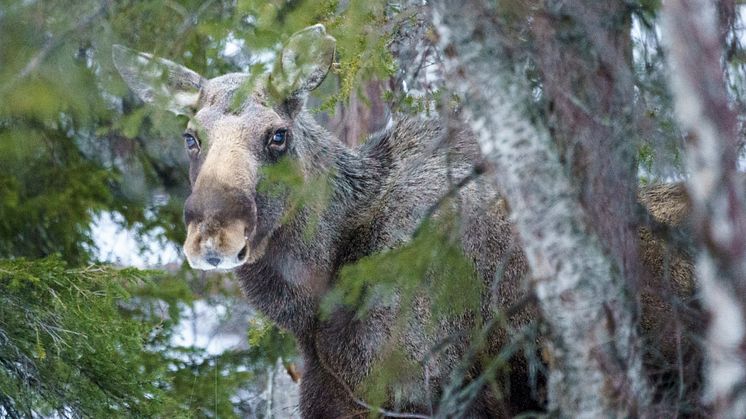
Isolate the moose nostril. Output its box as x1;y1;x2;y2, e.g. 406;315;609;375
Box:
237;244;248;261
206;257;221;267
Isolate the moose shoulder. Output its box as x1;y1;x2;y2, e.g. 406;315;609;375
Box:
114;25;700;417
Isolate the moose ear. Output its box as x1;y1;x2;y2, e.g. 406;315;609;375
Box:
112;45;204;116
269;24;336;110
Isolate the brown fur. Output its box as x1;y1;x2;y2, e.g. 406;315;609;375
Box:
114;26;702;418
638;184;703;414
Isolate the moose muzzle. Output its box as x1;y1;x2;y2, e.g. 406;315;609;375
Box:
182;190;256;270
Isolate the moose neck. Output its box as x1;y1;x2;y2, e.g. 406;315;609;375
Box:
237;110;389;337
291;111;387;230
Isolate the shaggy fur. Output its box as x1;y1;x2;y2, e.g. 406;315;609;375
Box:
113;28;700;417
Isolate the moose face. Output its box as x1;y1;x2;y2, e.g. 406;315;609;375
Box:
180;77;281;270
113;25;335;270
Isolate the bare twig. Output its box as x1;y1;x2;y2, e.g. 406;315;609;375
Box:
312;334;432;419
413;160;489;237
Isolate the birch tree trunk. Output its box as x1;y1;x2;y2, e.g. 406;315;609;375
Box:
663;1;746;417
431;1;652;417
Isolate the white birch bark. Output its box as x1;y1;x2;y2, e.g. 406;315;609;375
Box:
430;1;652;417
663;1;746;417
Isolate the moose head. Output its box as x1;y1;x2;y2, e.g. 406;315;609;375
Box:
113;25;336;270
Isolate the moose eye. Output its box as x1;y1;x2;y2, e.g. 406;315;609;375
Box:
271;129;287;146
183;133;199;151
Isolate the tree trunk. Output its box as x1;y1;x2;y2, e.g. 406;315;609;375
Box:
663;1;746;417
531;1;645;295
431;1;652;416
326;79;388;147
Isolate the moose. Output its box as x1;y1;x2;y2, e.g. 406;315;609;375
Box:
114;25;700;417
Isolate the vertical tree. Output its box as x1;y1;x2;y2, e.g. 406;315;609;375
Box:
430;1;652;416
530;2;644;295
664;0;746;416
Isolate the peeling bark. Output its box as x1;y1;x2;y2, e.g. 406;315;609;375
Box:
431;1;652;417
663;1;746;417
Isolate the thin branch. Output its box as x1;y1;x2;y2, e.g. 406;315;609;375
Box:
2;0;111;94
413;160;489;237
312;334;432;419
